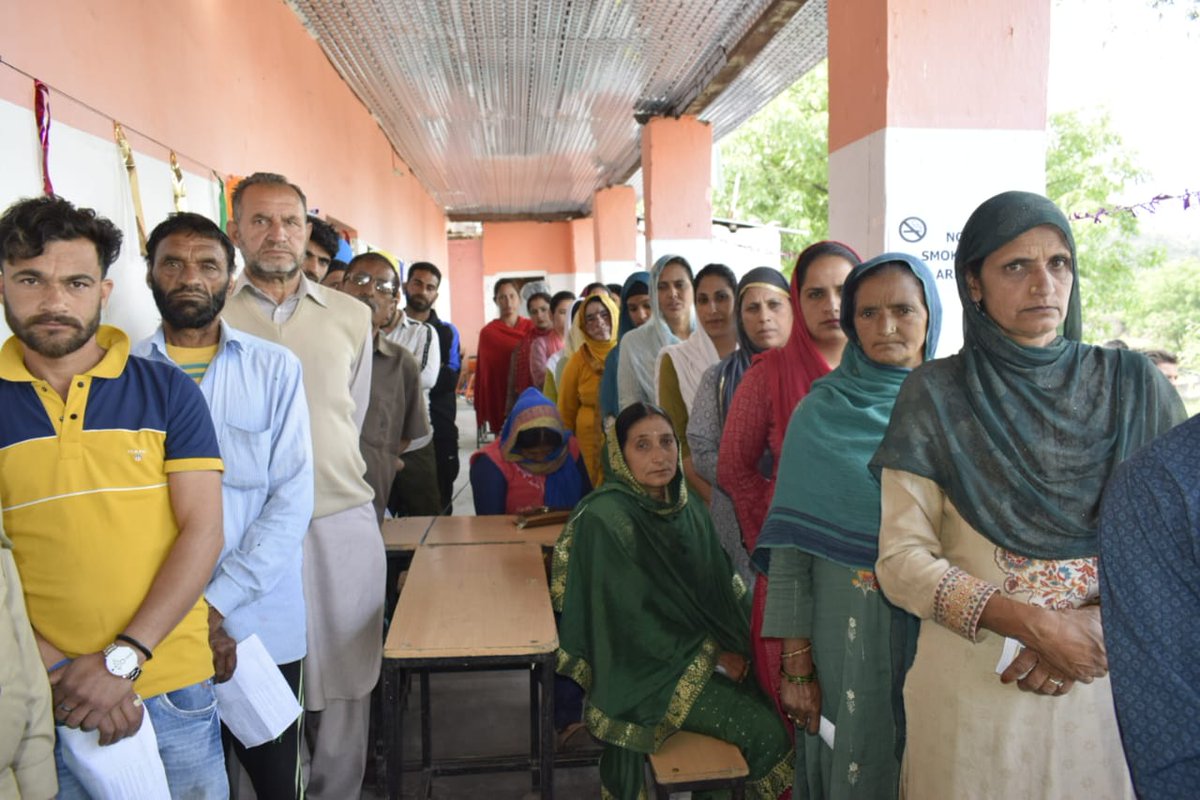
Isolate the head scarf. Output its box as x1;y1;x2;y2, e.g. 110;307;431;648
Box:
657;264;738;412
717;266;790;422
617;255;697;405
550;413;750;755
616;271;651;341
754;241;860;452
599;271;651;419
576;292;620;369
754;253;942;572
498;388;587;508
871;191;1185;559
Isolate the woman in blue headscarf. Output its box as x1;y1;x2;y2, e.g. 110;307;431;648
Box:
753;253;941;799
598;271;651;420
470;387;591;514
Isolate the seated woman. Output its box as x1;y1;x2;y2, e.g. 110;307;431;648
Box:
551;402;793;800
470;387;591;515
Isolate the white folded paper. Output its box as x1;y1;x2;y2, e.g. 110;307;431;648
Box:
212;633;302;748
818;715;836;749
995;636;1024;675
58;712;170;799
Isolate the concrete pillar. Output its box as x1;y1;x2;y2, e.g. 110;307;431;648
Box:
827;0;1051;354
569;217;598;292
592;185;638;284
642;115;713;270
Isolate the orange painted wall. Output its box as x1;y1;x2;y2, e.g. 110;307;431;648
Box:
481;221;575;275
0;0;447;267
448;238;486;357
643;116;712;241
829;0;1051;152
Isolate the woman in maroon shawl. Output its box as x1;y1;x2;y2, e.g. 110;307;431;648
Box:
475;278;533;434
717;241;858;715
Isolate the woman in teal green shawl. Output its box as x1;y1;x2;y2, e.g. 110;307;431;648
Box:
753;253;941;800
552;403;793;800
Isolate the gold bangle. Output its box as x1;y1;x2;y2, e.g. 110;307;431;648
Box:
780;667;816;685
780;643;812;658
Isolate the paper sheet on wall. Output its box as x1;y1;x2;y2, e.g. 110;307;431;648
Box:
994;637;1024;675
57;712;170;799
213;633;303;748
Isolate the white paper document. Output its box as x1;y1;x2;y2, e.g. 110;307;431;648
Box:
58;713;170;799
819;716;836;749
213;633;302;748
994;636;1024;675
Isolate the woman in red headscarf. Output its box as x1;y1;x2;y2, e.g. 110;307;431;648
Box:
475;278;533;434
717;241;859;714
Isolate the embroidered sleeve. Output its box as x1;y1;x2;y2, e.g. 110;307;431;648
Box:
933;567;999;641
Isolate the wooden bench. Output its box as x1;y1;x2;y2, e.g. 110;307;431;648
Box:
648;731;749;799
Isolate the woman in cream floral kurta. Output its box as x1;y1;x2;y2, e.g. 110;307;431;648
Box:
876;470;1132;799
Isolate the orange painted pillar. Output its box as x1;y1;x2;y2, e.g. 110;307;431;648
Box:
642;115;713;270
827;0;1051;354
592;185;638;284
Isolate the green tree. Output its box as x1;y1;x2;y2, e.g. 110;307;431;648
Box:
713;61;829;270
1137;258;1200;365
1045;109;1164;342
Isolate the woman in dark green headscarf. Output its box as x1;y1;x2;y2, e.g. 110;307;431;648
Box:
753;252;941;800
871;191;1184;798
552;403;793;800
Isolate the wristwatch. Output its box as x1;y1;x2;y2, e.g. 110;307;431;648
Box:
103;643;143;681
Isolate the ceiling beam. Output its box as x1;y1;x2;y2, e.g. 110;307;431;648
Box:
446;210;588;223
679;0;813;117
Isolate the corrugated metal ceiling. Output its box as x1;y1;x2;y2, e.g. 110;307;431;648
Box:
288;0;827;218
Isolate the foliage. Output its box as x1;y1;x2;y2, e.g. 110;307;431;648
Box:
1045;110;1166;343
1136;258;1200;365
713;61;829;271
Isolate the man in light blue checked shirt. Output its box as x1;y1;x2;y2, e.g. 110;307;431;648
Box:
135;212;314;799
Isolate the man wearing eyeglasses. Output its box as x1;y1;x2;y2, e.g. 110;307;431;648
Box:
222;172;383;800
379;261;443;517
340;253;429;524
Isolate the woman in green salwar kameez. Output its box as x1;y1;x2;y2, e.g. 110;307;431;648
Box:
752;253;942;800
551;402;793;800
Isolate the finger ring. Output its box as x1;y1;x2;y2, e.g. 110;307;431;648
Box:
1047;677;1064;688
1015;665;1036;681
58;704;73;713
132;694;143;707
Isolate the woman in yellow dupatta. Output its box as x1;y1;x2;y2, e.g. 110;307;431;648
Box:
557;292;620;486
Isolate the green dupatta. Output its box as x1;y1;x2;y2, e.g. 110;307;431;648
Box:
550;420;749;753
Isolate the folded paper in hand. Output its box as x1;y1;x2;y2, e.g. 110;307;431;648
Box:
213;633;302;748
58;712;170;799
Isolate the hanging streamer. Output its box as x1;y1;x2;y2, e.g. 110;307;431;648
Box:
170;151;189;212
213;172;228;232
113;122;148;257
34;80;54;195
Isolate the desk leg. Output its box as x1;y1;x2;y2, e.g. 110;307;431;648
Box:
540;658;555;799
529;666;539;789
383;663;403;800
420;671;432;770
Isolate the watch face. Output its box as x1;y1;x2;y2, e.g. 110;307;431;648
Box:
105;644;139;677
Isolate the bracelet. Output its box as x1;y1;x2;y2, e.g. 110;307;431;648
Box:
47;658;71;673
780;643;812;658
116;633;154;661
780;666;816;685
